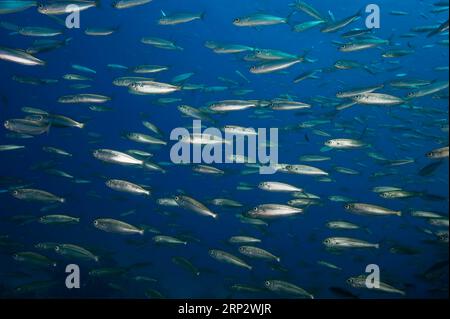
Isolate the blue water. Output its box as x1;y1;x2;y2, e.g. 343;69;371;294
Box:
0;0;448;299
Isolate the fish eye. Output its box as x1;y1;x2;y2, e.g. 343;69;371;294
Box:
253;207;258;211
174;196;180;201
55;246;60;252
346;278;353;284
234;18;240;23
13;254;18;259
264;281;270;287
93;220;98;225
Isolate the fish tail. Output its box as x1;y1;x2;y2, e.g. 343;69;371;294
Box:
396;211;402;217
94;0;101;8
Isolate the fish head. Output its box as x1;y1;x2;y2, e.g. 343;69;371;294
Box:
37;3;48;14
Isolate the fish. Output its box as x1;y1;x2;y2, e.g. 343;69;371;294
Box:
113;0;153;9
128;80;181;94
58;94;110;104
39;215;79;224
325;139;367;149
352;93;405;105
141;37;183;50
258;182;303;192
426;146;449;159
209;249;252;270
13;252;56;268
38;1;99;15
250;58;303;74
54;244;99;262
94;218;144;235
153;235;187;245
321;9;362;33
0;1;37;14
172;256;200;276
93;149;144;166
